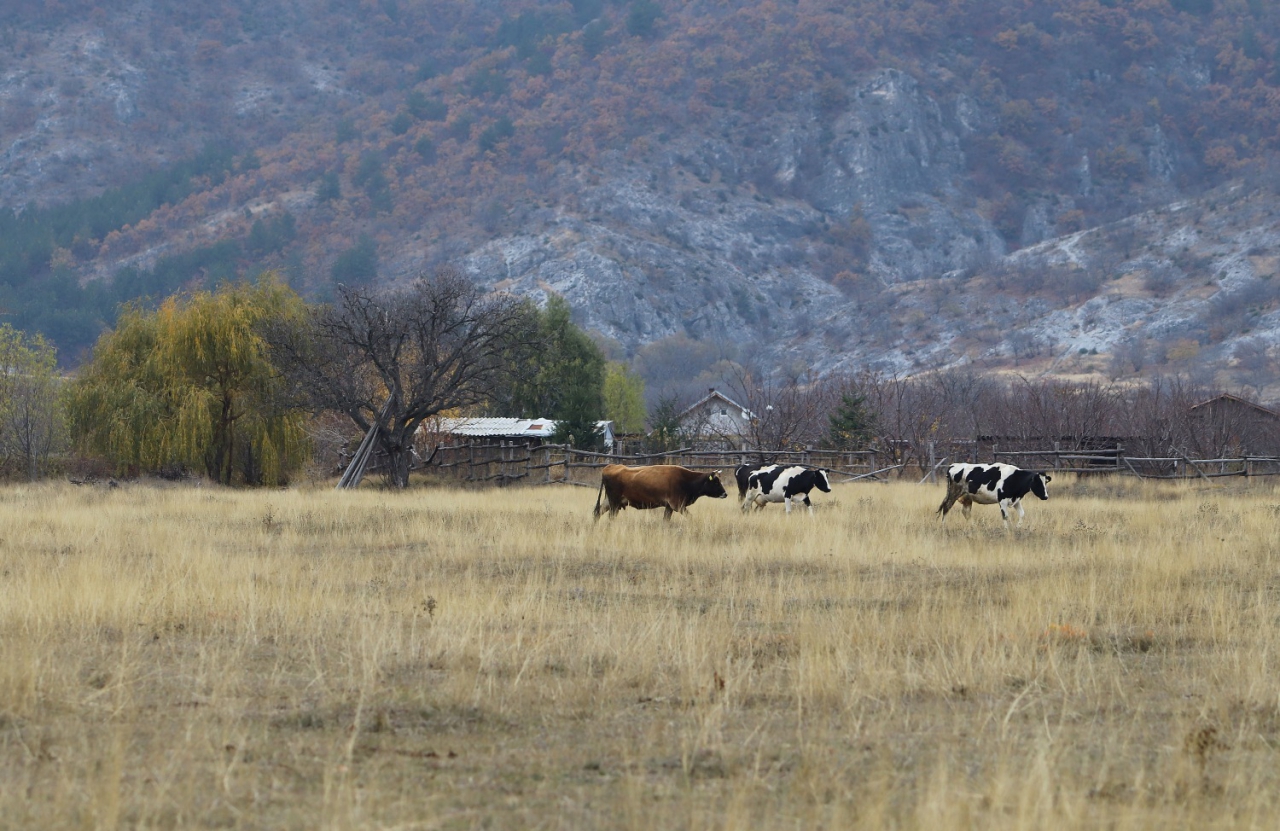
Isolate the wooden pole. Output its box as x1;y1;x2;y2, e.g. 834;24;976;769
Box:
336;394;395;490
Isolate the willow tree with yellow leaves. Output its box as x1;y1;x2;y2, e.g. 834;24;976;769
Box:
68;275;310;485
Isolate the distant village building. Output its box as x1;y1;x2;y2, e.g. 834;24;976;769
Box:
1187;393;1280;456
424;417;616;451
678;389;755;449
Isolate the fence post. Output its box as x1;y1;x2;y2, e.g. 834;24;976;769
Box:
927;441;936;483
1053;441;1060;472
1116;442;1123;472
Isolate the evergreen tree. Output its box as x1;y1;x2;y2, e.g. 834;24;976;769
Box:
645;395;685;452
827;390;876;450
331;235;379;286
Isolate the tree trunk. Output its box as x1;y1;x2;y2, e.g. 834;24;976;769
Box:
379;423;415;488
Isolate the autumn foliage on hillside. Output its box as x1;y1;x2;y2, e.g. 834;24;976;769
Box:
6;0;1280;358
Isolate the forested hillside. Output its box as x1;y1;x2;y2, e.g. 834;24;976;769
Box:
4;0;1280;391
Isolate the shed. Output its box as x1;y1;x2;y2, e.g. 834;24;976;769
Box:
426;417;615;451
1187;393;1280;456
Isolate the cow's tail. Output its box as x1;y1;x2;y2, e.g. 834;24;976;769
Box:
593;475;606;521
936;478;960;518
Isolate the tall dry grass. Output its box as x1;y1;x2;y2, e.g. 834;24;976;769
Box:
1;475;1279;829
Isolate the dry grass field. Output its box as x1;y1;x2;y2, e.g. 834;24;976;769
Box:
2;475;1280;829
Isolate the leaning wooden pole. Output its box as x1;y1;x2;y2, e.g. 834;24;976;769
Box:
336;395;395;490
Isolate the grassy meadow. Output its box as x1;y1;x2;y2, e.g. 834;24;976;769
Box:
2;475;1280;829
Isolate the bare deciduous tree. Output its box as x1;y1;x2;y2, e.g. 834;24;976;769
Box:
268;268;538;488
725;367;834;461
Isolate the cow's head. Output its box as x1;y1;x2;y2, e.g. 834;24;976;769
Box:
703;471;729;499
1031;472;1051;500
814;469;832;492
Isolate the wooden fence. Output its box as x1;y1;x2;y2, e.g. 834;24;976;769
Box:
989;447;1280;480
418;443;895;487
346;439;1280;486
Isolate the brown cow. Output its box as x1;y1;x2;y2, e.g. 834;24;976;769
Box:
593;464;728;521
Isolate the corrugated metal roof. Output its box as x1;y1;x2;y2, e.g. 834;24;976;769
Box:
432;418;557;437
426;417;616;448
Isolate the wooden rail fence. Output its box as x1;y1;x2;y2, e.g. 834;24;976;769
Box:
344;440;1280;486
413;444;888;487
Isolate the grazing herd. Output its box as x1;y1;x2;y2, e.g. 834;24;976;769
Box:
594;460;1051;525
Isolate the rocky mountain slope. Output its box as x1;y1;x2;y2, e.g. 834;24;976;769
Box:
4;1;1280;396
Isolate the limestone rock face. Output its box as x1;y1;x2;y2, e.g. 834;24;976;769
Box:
458;68;1011;373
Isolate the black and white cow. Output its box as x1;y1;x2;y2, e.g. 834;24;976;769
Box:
742;466;832;515
734;463;779;501
936;463;1051;525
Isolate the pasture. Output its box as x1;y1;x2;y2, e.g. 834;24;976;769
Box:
1;476;1279;829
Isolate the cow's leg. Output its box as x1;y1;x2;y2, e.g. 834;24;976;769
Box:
998;500;1012;526
1015;499;1026;525
784;495;793;514
663;506;674;520
803;494;813;516
741;494;755;513
937;479;966;520
961;496;973;520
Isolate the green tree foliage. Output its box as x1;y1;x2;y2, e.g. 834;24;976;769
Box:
0;145;237;358
1171;0;1214;15
247;212;297;256
316;171;342;202
582;19;608;57
603;362;646;434
67;274;310;485
627;0;662;37
0;143;233;283
406;92;447;121
496;295;606;428
413;136;437;162
571;0;604;25
478;117;515;153
331;235;379;286
0;325;66;480
827;390;877;450
111;241;242;306
353;152;392;212
336;118;360;143
497;10;573;60
468;68;508;97
390;111;413;135
644;395;686;452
